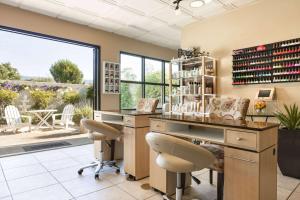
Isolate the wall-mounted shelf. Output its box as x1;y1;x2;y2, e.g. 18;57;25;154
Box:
232;38;300;85
103;61;120;94
169;56;217;114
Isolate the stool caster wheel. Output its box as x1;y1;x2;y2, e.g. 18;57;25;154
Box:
115;169;120;174
95;174;99;179
78;169;83;175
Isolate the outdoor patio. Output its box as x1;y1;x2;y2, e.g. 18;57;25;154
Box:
0;126;89;146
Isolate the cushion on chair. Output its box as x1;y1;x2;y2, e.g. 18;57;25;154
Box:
156;153;197;173
208;97;250;120
82;119;122;141
201;144;224;172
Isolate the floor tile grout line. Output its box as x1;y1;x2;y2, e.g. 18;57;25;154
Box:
287;182;300;200
0;145;94;199
115;184;139;200
10;183;59;197
41;152;122;200
0;160;14;200
41;160;76;199
39;160;80;172
4;170;49;182
74;184;117;199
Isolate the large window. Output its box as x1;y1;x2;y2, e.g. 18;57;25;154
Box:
120;52;178;109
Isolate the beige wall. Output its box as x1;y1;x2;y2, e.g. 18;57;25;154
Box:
182;0;300;108
0;3;176;110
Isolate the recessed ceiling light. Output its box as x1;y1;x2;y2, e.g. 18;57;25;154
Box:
190;0;204;8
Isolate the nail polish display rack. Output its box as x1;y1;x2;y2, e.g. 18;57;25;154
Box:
232;38;300;85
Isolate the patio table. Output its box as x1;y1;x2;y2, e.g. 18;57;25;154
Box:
27;109;57;129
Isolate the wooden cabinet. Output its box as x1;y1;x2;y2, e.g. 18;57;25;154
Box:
225;129;257;150
123;126;150;180
148;118;278;200
150;120;166;132
224;147;277;200
124;115;150;128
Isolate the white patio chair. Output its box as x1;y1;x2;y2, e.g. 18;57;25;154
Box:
52;104;75;129
4;105;32;133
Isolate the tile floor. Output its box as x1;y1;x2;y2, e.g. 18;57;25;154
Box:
0;144;299;200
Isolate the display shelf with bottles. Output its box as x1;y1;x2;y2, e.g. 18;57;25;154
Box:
103;61;120;94
168;56;217;115
232;38;300;85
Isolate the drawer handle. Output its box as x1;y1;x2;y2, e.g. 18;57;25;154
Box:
156;124;160;128
236;137;243;141
228;156;256;163
126;119;131;123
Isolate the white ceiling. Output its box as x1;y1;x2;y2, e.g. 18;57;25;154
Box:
0;0;258;49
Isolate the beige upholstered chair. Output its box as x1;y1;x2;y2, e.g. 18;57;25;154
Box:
201;96;250;199
78;119;122;179
146;132;215;200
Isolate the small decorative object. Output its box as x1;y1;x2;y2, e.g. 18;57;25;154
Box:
254;100;267;113
178;47;210;58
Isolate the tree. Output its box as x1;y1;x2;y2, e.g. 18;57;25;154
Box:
120;68;140;109
0;63;21;80
50;59;83;84
145;71;162;104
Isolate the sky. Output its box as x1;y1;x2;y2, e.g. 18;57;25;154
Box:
0;30;94;81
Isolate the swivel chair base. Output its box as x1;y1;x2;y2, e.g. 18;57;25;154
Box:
78;159;120;179
162;173;201;200
78;140;120;179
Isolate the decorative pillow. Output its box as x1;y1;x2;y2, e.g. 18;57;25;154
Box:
208;98;222;117
208;97;250;120
136;98;159;113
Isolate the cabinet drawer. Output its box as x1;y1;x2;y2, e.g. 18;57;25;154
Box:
226;130;257;150
150;120;165;132
124;116;135;127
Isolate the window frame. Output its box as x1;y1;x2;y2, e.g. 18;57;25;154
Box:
120;51;179;110
0;25;101;110
119;51;179;110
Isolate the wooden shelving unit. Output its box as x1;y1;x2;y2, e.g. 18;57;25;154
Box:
169;56;217;115
232;38;300;85
103;61;120;94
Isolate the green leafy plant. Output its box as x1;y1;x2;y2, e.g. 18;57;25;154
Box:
50;59;83;84
30;90;55;109
86;86;94;100
63;91;80;104
274;104;300;130
0;89;18;109
73;105;93;125
0;63;21;80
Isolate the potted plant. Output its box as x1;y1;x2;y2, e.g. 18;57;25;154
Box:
274;104;300;178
